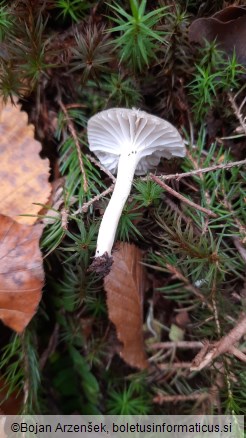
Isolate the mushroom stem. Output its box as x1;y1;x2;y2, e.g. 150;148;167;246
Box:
95;151;139;257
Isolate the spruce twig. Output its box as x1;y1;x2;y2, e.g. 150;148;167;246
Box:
228;92;246;136
146;159;246;182
150;174;217;217
149;341;203;350
58;99;88;192
73;154;117;213
74;184;115;214
153;392;209;404
191;314;246;371
165;263;213;311
158;362;192;369
40;324;59;370
86;154;116;182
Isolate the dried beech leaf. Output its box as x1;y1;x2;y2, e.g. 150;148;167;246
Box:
104;242;148;369
0;215;44;332
0;99;51;225
189;6;246;66
212;6;246;22
0;376;23;414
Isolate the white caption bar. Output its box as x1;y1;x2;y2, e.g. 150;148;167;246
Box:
0;415;244;437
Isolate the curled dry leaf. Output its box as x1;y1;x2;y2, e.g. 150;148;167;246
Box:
0;99;51;225
0;215;44;333
189;6;246;65
104;242;148;369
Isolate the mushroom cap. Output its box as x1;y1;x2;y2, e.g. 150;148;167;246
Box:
87;108;186;175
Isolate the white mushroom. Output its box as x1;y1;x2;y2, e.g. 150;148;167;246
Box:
87;108;186;273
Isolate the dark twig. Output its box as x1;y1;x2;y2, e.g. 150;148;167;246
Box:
191;314;246;370
58;100;88;192
74;184;115;214
165;263;214;312
228;92;246;136
158;362;192;369
153;392;208;404
150;174;217;218
86;154;116;182
149;341;203;350
144;159;246;182
73;155;116;214
40;324;59;370
159;159;246;181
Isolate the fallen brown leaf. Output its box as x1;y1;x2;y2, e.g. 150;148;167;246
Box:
0;215;44;332
189;6;246;66
0;376;23;414
0;99;51;225
104;242;148;369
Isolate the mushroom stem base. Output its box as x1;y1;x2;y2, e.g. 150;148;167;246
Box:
88;252;113;276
